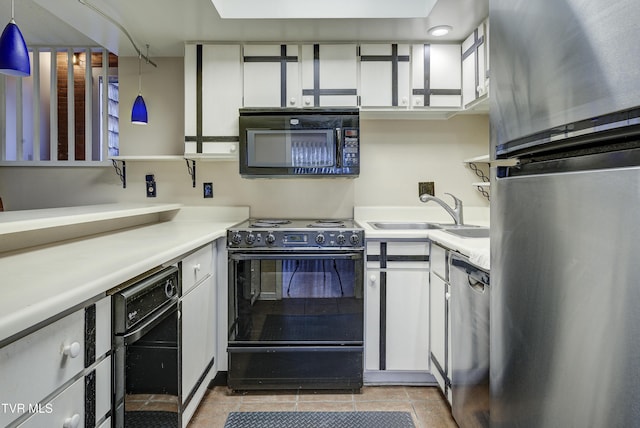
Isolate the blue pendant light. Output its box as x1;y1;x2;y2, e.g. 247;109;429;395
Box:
0;0;31;77
131;51;148;124
131;94;148;124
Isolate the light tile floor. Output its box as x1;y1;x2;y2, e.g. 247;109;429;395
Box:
187;386;458;428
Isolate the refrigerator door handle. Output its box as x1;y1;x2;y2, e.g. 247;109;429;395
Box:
467;276;486;293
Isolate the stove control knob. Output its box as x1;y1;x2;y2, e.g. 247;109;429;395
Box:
316;234;326;245
245;233;256;245
337;234;346;245
231;233;242;245
349;233;361;246
265;233;276;245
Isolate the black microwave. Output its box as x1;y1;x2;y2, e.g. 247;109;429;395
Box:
239;108;360;178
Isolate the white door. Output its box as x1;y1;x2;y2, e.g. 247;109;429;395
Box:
243;44;300;107
301;44;358;107
359;44;411;108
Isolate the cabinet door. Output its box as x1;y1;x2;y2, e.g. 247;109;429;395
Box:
462;21;488;106
411;44;462;108
430;272;447;393
181;275;215;401
184;44;242;156
243;44;300;107
301;44;358;107
359;44;411;108
365;241;429;372
385;268;430;371
364;268;381;371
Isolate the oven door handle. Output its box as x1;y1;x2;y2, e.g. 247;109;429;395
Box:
123;300;178;345
229;252;363;261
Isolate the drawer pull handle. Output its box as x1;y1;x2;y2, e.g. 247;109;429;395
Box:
63;342;81;358
63;413;80;428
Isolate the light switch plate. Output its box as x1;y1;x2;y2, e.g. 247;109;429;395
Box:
146;174;157;197
203;182;213;198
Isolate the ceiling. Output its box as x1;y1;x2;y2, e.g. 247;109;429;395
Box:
4;0;488;57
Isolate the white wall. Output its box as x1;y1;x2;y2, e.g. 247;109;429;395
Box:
0;57;489;217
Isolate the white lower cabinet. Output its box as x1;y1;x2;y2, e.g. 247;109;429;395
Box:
18;356;111;428
181;275;215;397
365;240;430;383
180;242;218;427
0;296;111;427
430;242;452;403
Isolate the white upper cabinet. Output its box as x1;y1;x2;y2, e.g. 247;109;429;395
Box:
359;44;411;108
301;44;358;107
411;44;462;108
462;19;489;107
243;44;300;108
184;44;242;157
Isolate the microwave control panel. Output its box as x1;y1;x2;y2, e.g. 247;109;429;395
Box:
343;128;359;167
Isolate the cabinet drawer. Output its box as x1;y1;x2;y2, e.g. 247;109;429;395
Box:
182;244;213;294
18;375;84;428
19;356;112;428
430;243;447;279
366;241;429;269
0;310;85;427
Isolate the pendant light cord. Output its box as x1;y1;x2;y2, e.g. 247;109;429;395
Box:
137;53;142;95
78;0;157;68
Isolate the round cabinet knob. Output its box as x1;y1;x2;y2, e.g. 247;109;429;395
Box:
63;342;81;359
349;234;360;245
193;263;201;272
289;97;297;106
304;97;312;106
336;234;346;245
265;234;276;245
369;274;377;284
229;143;237;153
315;234;326;245
246;233;256;245
63;413;81;428
414;98;423;106
401;97;408;105
445;292;451;300
231;233;242;245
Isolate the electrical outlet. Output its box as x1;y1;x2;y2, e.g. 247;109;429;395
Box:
203;182;213;198
146;174;157;197
418;181;434;197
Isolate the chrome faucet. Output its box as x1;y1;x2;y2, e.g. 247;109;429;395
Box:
419;192;464;225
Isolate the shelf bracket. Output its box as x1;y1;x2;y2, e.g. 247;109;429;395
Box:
111;159;126;188
185;159;196;188
467;162;490;201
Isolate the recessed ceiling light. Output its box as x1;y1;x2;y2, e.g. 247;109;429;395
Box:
428;25;452;37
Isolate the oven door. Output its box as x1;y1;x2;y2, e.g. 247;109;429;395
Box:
113;301;180;428
228;251;363;344
227;250;364;390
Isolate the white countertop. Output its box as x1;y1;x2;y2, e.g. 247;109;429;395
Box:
355;206;490;271
0;203;182;234
0;205;249;344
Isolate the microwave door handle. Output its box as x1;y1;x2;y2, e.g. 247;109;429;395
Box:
336;128;342;167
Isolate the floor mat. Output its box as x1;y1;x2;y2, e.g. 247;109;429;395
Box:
124;410;178;428
223;411;415;428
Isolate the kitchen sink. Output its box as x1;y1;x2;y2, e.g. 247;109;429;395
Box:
368;221;446;230
443;227;490;238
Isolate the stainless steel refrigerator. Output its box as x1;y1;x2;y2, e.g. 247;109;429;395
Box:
490;1;640;427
